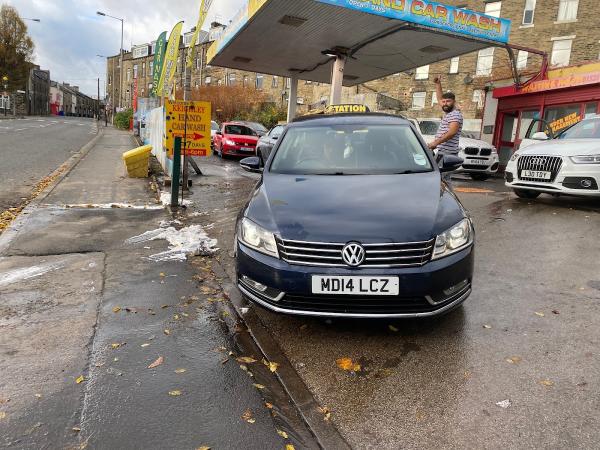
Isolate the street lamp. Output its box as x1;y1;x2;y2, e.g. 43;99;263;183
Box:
2;75;8;116
97;11;124;110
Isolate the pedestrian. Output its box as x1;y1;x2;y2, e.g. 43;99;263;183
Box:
427;77;463;182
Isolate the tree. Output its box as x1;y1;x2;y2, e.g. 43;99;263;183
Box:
188;84;268;124
0;4;34;91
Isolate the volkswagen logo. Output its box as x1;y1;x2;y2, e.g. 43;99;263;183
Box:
342;242;366;267
531;157;546;166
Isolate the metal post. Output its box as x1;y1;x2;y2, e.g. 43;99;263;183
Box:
287;76;298;122
97;77;100;120
329;55;346;105
171;137;182;207
182;52;190;191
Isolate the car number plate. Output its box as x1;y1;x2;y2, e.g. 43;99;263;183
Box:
240;147;254;151
312;276;399;296
467;159;489;165
522;170;551;180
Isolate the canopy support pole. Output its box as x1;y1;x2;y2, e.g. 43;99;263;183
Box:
329;56;346;105
287;75;298;122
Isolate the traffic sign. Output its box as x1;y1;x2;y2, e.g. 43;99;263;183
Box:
164;99;212;157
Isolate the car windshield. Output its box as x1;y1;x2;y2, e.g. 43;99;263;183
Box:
211;121;219;131
558;117;600;139
418;120;440;135
271;126;284;138
270;124;433;175
225;125;255;136
245;121;267;133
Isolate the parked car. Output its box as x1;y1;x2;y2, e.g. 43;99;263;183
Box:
505;115;600;198
239;121;268;137
210;120;220;149
236;112;474;318
214;122;260;158
256;125;285;164
409;118;499;181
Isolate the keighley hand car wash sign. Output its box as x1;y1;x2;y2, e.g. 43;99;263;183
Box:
316;0;511;43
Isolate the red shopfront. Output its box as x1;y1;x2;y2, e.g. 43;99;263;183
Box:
491;74;600;169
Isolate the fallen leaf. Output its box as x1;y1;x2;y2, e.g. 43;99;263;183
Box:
506;356;522;364
168;390;182;396
221;357;229;365
277;429;288;439
181;312;189;317
388;325;399;332
415;410;427;421
111;343;121;349
552;309;560;315
241;408;255;423
173;314;180;320
164;329;170;335
0;412;6;420
35;394;42;398
72;427;81;432
141;343;150;348
496;399;511;409
539;379;554;387
286;445;295;450
464;370;472;379
534;311;545;317
299;324;308;331
265;402;273;409
112;306;121;313
268;361;279;373
336;358;361;372
236;357;257;364
161;304;170;309
253;383;265;390
125;307;137;313
196;447;211;450
148;309;156;315
148;356;164;369
175;368;187;374
76;375;85;384
483;324;492;329
160;272;166;277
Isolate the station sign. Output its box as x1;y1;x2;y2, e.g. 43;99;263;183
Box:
164;99;212;157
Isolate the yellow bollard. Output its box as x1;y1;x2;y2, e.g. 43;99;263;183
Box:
122;145;153;178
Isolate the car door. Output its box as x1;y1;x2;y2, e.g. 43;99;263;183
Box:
519;118;554;149
261;126;283;161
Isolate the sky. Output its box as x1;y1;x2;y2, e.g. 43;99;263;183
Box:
7;0;246;97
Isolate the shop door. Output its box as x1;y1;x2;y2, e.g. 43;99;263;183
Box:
498;112;519;168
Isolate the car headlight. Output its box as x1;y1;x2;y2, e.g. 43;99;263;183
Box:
491;147;498;154
224;139;237;146
570;155;600;164
509;152;520;162
238;218;279;258
432;218;473;260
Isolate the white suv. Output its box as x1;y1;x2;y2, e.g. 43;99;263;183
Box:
409;118;499;181
506;116;600;198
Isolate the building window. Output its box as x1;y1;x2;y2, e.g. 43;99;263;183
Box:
285;78;291;89
196;50;202;70
228;73;236;86
485;1;501;17
431;92;438;106
127;68;131;81
142;62;146;77
272;76;278;88
141;88;145;97
551;37;573;67
472;89;484;108
1;96;10;110
243;76;248;87
205;76;211;85
256;74;264;89
517;50;528;69
149;61;153;75
415;65;429;80
217;79;222;86
108;75;112;85
412;91;426;109
195;81;199;88
148;83;152;91
522;0;536;24
306;80;312;85
133;65;138;79
476;47;495;76
557;0;578;21
449;57;459;74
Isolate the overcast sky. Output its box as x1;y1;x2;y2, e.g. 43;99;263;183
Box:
7;0;245;97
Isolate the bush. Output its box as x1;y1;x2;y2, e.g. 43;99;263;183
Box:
114;109;133;130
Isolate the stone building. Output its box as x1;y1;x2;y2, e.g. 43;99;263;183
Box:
27;66;50;116
106;1;600;122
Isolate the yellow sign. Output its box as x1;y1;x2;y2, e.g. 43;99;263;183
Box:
186;0;209;69
165;100;212;157
549;112;581;134
157;21;183;97
325;104;370;114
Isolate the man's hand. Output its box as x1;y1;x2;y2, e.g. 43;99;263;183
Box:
428;142;437;150
433;76;441;85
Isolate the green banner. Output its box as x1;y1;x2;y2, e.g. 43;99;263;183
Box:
151;31;167;97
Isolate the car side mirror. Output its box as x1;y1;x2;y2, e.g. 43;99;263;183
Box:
240;156;263;173
439;154;464;173
532;131;548;140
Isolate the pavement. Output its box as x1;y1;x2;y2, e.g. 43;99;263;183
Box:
0;127;303;449
0;116;99;210
179;156;600;449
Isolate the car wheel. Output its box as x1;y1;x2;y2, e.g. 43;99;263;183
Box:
514;189;541;199
470;173;489;181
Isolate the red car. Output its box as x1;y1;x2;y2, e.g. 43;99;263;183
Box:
214;122;259;158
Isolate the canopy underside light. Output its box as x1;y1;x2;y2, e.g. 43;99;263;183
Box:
207;0;511;86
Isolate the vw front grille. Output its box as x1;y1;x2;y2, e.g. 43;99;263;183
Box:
518;155;563;182
275;238;435;268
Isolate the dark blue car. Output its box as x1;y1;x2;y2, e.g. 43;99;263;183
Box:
236;113;474;318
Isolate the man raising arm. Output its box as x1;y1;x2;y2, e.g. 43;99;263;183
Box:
428;77;463;156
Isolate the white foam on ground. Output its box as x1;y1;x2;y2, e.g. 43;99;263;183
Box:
0;261;65;287
125;225;218;261
55;203;163;210
159;192;193;207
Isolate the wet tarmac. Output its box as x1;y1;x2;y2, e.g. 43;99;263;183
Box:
182;156;600;449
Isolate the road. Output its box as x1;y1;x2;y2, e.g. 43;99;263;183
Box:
183;156;600;449
0;117;98;210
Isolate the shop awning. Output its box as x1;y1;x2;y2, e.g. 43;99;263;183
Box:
207;0;512;86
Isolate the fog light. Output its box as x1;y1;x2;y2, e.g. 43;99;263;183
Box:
581;179;593;188
443;279;469;296
241;275;267;292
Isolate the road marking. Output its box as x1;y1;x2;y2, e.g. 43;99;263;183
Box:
454;187;495;194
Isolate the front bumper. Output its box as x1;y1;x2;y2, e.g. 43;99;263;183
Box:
222;145;257;157
458;153;500;174
505;159;600;197
236;242;474;318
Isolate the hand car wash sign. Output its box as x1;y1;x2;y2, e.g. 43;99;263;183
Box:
317;0;511;43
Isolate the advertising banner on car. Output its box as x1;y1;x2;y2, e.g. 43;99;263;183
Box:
315;0;511;43
164;99;212;157
157;21;183;97
548;112;581;134
151;31;167;97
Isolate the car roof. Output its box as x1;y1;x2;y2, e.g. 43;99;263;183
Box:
290;113;410;127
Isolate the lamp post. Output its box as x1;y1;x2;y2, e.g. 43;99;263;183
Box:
2;75;8;116
97;11;124;111
97;54;115;123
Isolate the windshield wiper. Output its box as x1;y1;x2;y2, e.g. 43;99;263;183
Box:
395;170;425;174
